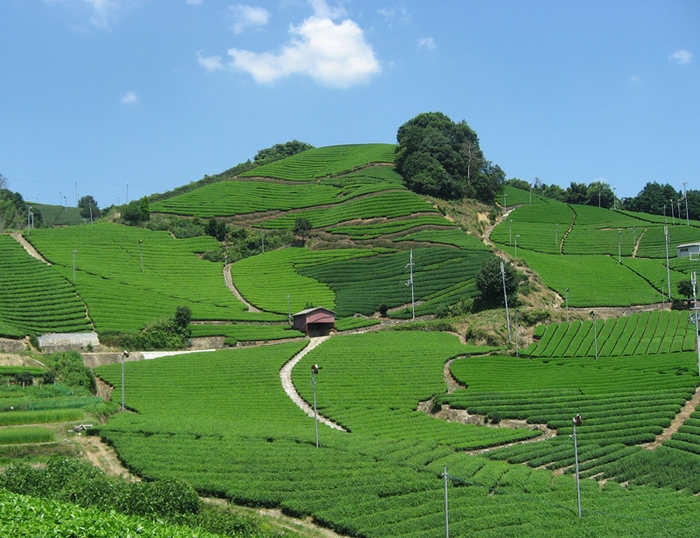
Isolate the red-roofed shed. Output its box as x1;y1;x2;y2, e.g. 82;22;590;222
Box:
292;307;335;336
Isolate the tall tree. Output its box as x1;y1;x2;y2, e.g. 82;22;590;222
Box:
78;195;101;220
395;112;503;203
623;182;679;216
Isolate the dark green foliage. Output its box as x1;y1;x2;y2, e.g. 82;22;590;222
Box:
205;218;227;241
475;256;520;309
379;303;389;317
44;351;97;395
623;181;680;216
395;112;504;203
292;217;312;241
0;188;42;231
174;306;192;333
678;279;694;299
78;195;100;220
13;371;33;387
253;140;314;165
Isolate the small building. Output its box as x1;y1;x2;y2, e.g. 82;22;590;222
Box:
292;307;335;336
677;242;700;259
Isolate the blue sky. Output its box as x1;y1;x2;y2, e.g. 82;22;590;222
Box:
1;0;698;209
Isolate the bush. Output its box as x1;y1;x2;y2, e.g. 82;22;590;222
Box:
13;371;33;387
379;303;389;317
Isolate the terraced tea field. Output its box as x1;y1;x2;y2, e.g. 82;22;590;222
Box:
93;332;700;536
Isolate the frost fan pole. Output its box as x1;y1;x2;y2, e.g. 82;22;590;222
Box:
406;249;415;320
665;226;671;301
501;261;512;343
693;272;700;377
443;466;450;538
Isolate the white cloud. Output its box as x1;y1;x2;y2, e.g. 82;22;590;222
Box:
120;91;138;105
669;49;693;65
378;6;409;26
185;0;203;4
418;37;435;51
82;0;120;28
226;1;380;88
229;4;270;34
197;51;223;72
308;0;346;19
628;75;640;83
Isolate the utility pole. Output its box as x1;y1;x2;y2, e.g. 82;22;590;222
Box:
683;181;690;226
573;414;583;517
406;250;415;320
665;226;671;301
311;364;320;448
565;288;569;322
618;230;621;264
443;467;450;538
693;273;699;377
501;261;512;343
72;250;78;283
591;311;598;360
121;350;129;412
138;239;144;273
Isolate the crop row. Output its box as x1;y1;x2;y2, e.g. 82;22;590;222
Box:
328;215;454;240
92;334;700;535
260;190;438;230
298;247;490;317
238;144;396;181
0;235;91;337
525;310;694;357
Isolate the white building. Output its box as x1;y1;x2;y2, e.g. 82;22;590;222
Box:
677;242;700;259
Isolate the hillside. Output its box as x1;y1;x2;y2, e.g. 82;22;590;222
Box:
3;144;700;536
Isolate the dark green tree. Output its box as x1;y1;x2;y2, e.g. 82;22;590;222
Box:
475;256;520;310
395;112;503;203
586;181;615;208
253;140;314;165
623;182;680;216
205;218;227;241
293;217;312;241
174;306;192;335
78;195;101;220
678;279;694;300
565;182;589;205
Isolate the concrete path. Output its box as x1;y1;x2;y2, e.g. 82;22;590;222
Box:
279;336;347;431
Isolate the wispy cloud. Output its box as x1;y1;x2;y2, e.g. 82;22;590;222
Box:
418;37;435;51
225;0;380;88
229;4;270;34
378;6;409;26
197;51;223;72
82;0;120;28
628;75;641;83
669;49;693;65
185;0;203;4
120;91;138;105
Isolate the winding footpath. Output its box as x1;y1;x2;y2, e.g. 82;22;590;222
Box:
279;336;347;432
223;264;261;312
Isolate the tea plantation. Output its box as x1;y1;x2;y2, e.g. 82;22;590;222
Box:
3;143;700;535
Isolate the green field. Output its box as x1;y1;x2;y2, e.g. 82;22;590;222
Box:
91;332;700;536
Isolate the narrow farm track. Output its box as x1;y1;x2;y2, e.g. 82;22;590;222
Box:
280;336;347;432
223;263;261;312
10;232;50;264
642;385;700;450
633;227;647;258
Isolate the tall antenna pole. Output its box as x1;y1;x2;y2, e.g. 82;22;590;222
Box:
501;261;512;343
665;226;671;300
693;272;699;377
406;250;415;320
443;467;450;538
683;181;690;226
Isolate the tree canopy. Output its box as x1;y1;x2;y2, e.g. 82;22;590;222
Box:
395;112;504;203
254;140;314;166
475;256;520;310
78;195;101;220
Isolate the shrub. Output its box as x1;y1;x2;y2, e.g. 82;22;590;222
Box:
379;303;389;317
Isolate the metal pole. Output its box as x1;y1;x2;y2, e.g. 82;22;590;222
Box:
684;182;690;226
312;364;319;448
121;350;129;412
72;250;77;283
515;234;520;258
665;226;671;300
693;273;699;377
501;261;512;343
509;219;513;246
591;311;598;359
573;414;582;517
443;466;449;538
565;288;569;322
555;223;558;248
671;199;675;225
406;250;415;320
504;193;507;212
515;309;519;357
618;230;621;264
661;279;665;309
138;239;144;273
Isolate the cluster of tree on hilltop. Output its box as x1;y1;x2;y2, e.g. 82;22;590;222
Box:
0;174;43;232
395;112;505;204
506;176;700;219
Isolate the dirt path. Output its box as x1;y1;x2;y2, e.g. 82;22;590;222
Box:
633;227;647;258
224;264;261;312
10;232;50;264
279;336;347;432
642;385;700;450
